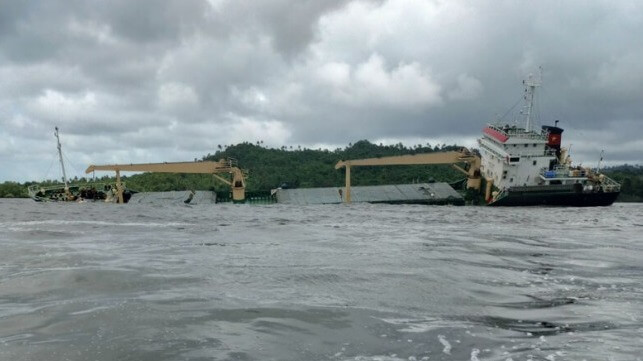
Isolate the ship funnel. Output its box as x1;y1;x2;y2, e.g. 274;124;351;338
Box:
542;122;564;151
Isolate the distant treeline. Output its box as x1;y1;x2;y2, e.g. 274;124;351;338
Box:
601;165;643;202
125;140;464;193
2;141;642;202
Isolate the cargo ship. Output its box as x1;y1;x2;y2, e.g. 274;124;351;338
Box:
478;73;621;206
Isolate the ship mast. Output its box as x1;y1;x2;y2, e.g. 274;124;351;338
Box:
522;69;541;132
54;126;69;193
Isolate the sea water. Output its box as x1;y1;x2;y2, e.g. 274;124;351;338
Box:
0;199;641;360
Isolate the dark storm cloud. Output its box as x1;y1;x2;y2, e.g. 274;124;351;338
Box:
0;0;641;181
232;0;352;56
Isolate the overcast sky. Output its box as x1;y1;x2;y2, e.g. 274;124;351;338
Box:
1;0;642;182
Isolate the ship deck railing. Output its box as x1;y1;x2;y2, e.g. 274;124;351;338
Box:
28;183;71;196
540;168;588;179
487;124;548;141
600;176;621;192
27;182;120;197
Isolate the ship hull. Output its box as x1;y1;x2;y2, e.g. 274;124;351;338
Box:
488;185;620;207
28;184;134;203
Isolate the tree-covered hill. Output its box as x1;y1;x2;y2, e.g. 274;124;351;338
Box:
2;141;642;202
121;140;465;194
202;140;463;190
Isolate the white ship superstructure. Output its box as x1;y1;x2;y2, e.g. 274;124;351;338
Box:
479;72;558;190
478;124;553;189
476;72;620;205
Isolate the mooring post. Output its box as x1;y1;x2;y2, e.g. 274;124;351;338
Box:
115;170;124;204
345;164;351;204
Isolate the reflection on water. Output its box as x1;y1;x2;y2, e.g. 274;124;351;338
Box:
0;199;642;360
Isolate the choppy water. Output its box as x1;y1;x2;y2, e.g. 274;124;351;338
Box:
0;199;641;361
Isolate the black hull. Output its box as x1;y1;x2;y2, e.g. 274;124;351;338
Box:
488;188;620;207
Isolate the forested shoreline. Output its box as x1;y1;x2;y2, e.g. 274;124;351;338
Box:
2;141;642;202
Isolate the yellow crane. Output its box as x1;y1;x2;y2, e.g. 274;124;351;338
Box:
85;159;246;203
335;148;482;203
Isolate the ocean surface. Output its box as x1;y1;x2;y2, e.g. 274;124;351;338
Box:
0;199;641;361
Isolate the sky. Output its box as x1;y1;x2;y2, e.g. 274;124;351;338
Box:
1;0;642;182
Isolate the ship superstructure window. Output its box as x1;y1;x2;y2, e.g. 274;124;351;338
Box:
533;144;537;147
509;157;520;163
524;144;528;147
533;160;537;165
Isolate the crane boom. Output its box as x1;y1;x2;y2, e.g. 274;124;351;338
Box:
86;161;238;175
85;159;246;203
335;151;475;168
335;148;481;203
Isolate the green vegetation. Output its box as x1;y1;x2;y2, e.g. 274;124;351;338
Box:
120;140;465;195
2;141;642;202
0;181;27;198
0;141;464;198
603;165;643;202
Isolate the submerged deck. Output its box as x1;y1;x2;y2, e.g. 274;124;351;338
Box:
274;183;463;205
128;191;217;204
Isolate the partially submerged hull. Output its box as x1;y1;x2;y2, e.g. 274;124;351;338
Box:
30;127;134;204
29;183;133;203
274;183;464;205
478;73;621;208
488;185;620;207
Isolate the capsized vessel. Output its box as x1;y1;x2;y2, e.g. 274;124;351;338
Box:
28;127;133;203
478;73;620;206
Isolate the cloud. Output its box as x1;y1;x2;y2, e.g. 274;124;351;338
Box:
349;54;441;107
1;0;642;182
158;82;199;110
35;90;98;117
448;74;483;101
313;54;442;108
225;115;292;147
